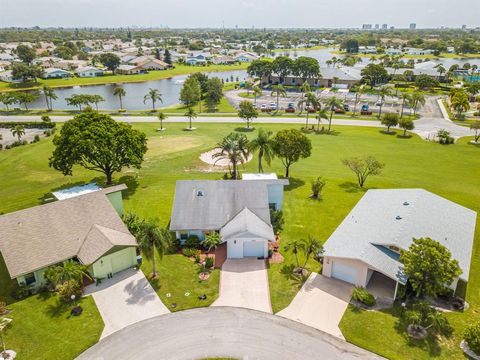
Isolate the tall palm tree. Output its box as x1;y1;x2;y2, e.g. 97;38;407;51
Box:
376;86;393;119
137;219;172;278
42;85;57;111
297;92;319;128
400;93;411;118
143;88;163;111
157;111;167;131
451;92;470;119
316;108;329;132
299;82;311;112
11;124;25;142
435;65;446;82
323;96;343;133
185;107;197;130
410;91;426;116
352;86;364;116
44;261;91;286
252;85;262;106
248;128;274;173
212;132;250;179
113;87;126;110
270;84;287;112
284;239;305;269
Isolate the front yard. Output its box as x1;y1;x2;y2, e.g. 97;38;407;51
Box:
0;122;479;359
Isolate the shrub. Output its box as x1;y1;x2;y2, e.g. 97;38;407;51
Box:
33;134;40;142
118;109;126;113
204;256;214;269
270;209;284;234
0;301;6;315
464;322;480;355
182;247;200;258
351;286;376;306
474;111;480;117
184;235;201;249
311;176;326;199
57;280;82;303
41;115;51;122
0;121;55;129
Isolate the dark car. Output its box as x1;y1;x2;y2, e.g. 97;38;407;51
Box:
343;104;350;112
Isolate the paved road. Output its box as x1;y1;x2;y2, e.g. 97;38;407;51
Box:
76;307;385;360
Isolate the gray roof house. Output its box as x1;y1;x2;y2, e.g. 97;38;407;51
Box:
322;189;476;299
0;185;138;287
170;175;289;259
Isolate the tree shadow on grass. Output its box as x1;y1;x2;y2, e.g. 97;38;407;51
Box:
379;130;397;136
338;181;369;194
234;127;255;133
116;174;140;200
280;264;309;287
397;134;413;139
315;129;342;136
285;177;305;191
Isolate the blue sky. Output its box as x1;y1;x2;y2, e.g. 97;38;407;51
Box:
0;0;478;28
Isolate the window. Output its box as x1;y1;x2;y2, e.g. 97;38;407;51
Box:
24;273;36;285
269;203;277;211
180;232;188;240
389;245;400;253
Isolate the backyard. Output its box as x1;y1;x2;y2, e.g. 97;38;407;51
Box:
0;121;479;359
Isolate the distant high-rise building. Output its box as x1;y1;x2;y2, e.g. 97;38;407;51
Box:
462;25;467;30
362;24;373;30
409;23;416;30
375;24;380;30
382;24;388;30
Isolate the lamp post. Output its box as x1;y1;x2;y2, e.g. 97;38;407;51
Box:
401;302;406;318
71;294;76;307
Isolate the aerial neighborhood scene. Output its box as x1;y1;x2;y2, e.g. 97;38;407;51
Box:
1;0;480;359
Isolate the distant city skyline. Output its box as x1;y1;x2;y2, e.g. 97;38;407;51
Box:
0;0;478;29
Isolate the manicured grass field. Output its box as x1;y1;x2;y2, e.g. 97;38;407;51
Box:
0;63;249;92
0;121;479;359
3;293;103;359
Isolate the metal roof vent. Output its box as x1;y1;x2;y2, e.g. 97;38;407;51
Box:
403;201;409;206
196;190;204;197
396;215;402;220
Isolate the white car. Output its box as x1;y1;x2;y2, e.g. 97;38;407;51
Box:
269;102;277;110
375;100;384;107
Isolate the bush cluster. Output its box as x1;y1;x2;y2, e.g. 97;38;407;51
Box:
184;235;201;249
0;122;56;129
182;247;200;258
351;286;376;307
464;322;480;355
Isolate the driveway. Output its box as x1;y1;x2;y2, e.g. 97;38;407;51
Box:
212;258;272;313
84;268;169;339
77;307;385;360
277;273;353;339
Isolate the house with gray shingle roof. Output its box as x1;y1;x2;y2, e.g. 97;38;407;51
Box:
170;175;288;259
322;189;477;299
0;184;137;287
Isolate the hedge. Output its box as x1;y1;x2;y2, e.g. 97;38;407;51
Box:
0;122;56;129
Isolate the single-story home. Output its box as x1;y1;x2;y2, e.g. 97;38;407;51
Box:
42;68;72;79
0;70;22;83
75;66;104;77
116;64;146;75
136;59;170;70
322;189;477;299
263;67;361;88
0;184;138;287
170;174;289;259
211;56;236;65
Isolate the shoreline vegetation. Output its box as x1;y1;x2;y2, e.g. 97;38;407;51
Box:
0;63;249;92
330;49;480;59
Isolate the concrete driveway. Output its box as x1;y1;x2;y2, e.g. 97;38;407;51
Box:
84;268;169;339
77;307;385;360
212;258;272;313
277;273;353;339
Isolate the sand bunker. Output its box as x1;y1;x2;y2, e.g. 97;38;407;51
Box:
200;148;253;167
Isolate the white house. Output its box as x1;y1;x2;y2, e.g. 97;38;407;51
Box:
322;189;477;299
42;68;72;79
169;174;289;259
75;66;104;77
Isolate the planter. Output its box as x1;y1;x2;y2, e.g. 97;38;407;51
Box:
0;350;16;360
198;272;210;281
293;268;309;277
461;340;480;360
407;324;428;339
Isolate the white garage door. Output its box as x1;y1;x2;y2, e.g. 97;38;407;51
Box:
111;249;134;274
331;261;357;285
243;240;265;258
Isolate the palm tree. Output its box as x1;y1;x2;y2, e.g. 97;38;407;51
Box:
11;124;25;142
270;84;287;112
212;132;250;179
90;94;105;111
185;107;197;130
316;108;329;132
301;236;324;269
248;128;274;173
137;219;171;278
284;239;305;269
451;92;470;119
323;96;343;133
400;93;411;118
252;85;262;106
298;92;318;128
376;86;393;119
143;88;163;111
203;232;222;258
410;91;426;116
299;82;311;112
157;111;167;131
42;85;57;111
44;261;91;286
435;65;446;82
352;87;364;116
113;87;126;110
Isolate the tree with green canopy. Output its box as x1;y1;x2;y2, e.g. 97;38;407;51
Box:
272;129;312;177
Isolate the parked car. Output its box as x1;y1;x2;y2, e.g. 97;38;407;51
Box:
285;103;295;113
361;104;372;115
269;102;277;110
306;105;316;113
260;104;271;112
334;106;345;114
375;100;384;107
343;104;350;112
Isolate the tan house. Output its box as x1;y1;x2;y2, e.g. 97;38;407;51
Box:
0;184;138;287
116;64;146;75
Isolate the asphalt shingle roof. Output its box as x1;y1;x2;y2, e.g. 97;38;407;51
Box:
323;189;477;283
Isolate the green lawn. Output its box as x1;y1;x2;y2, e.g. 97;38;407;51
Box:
141;253;220;312
3;293;103;359
0;63;249;92
0;122;479;359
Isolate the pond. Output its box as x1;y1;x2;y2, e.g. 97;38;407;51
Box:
29;70;248;110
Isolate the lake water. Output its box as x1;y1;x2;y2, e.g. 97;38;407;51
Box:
30;70;248;110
